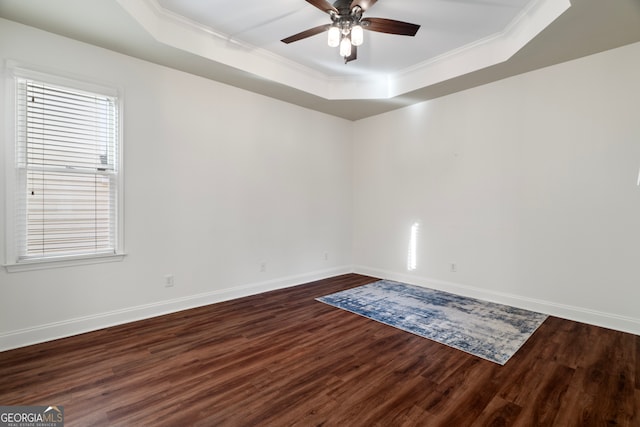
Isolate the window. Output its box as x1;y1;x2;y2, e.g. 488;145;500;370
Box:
6;68;123;269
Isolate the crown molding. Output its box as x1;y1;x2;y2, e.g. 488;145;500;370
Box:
115;0;570;101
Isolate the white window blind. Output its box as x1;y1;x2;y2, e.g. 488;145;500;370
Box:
14;76;120;261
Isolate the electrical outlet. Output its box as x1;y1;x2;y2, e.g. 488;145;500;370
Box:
260;262;266;272
450;263;457;273
164;274;175;287
324;252;329;261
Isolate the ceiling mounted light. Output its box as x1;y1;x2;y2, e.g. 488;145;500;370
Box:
281;0;420;64
351;24;363;46
327;25;340;47
339;35;352;58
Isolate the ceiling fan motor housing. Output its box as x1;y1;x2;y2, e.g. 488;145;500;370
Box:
329;1;363;31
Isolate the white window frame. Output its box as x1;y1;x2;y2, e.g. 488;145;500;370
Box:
3;63;125;272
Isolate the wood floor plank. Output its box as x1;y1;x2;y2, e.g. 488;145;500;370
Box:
470;396;522;427
419;357;501;424
636;335;640;390
1;273;638;426
510;362;575;427
633;389;640;426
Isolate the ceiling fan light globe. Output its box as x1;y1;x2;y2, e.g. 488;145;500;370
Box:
351;24;363;46
339;36;352;57
328;26;340;47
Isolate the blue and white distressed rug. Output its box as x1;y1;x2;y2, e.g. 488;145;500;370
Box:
316;280;547;365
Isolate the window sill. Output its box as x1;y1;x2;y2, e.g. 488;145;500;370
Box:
4;253;127;273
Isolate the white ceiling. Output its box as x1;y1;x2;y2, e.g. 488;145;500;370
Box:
2;0;640;120
154;0;532;76
112;0;570;100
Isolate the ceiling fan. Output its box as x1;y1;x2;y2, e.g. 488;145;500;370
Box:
281;0;420;63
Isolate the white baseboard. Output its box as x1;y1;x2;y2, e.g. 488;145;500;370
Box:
4;264;637;352
0;266;352;352
354;265;640;336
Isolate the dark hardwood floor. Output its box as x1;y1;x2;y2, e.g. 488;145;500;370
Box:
1;274;638;426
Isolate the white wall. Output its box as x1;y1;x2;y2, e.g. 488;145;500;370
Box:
353;41;640;334
0;19;353;350
2;18;640;351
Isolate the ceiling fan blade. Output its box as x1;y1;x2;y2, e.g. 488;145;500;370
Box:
281;24;331;43
362;17;420;36
350;0;377;12
345;45;358;63
306;0;339;14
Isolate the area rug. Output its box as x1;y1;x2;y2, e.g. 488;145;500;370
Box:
316;280;547;365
